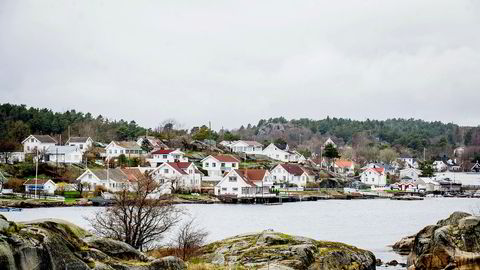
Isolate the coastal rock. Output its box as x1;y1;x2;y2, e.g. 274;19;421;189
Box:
392;235;415;255
394;211;480;270
0;217;186;270
196;230;376;270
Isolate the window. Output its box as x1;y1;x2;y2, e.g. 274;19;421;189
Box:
163;155;168;159
229;176;237;182
80;144;83;149
221;163;225;167
88;174;92;179
205;162;209;167
114;150;117;154
222;187;227;191
126;150;130;154
164;169;169;174
233;188;238;192
31;138;34;142
109;150;112;154
232;163;236;168
27;146;30;151
189;169;193;174
120;150;124;154
213;163;217;167
283;176;286;181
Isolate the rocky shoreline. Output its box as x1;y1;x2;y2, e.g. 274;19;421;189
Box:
393;211;480;270
1;215;379;270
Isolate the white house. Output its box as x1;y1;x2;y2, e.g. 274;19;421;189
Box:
76;168;132;192
262;143;306;163
22;135;57;154
214;169;273;198
323;137;337;148
147;149;188;167
433;160;448;172
334;160;355;175
229;140;263;154
398;157;419;169
360;167;387;187
23;179;57;195
201;155;240;182
136;136;168;152
472;161;480;173
399;168;422;181
65;137;93;153
270;163;314;187
150;162;202;192
44;146;83;164
105;141;145;159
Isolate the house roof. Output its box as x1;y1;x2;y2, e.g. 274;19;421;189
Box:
113;141;142;150
67;137;91;143
233;170;257;187
280;163;306;176
335;160;354;168
139;136;168;148
120;168;147;182
236;140;263;147
23;135;57;144
152;149;175;155
167;162;190;175
89;168;129;183
24;178;53;185
364;167;384;175
213;155;240;163
274;143;288;150
237;169;267;181
45;145;80;155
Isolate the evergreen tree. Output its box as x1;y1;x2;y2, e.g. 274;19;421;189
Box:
419;161;434;177
324;143;339;159
141;138;153;153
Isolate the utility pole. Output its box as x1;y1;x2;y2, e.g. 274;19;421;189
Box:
424;148;426;162
35;147;38;199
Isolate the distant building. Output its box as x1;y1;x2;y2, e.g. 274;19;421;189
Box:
270;163;314;187
23;179;57;195
214;169;274;198
334;160;355;175
201;155;240;182
262;143;305;163
472;161;480;173
105;141;145;159
228;140;263;154
399;168;422;181
433;160;448;172
136;136;168;152
76;168;133;192
22;135;57;154
150;162;202;192
65;137;93;153
44;145;83;164
323;137;337;148
147;149;188;167
360;167;387;187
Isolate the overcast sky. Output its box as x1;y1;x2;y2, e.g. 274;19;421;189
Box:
1;0;479;130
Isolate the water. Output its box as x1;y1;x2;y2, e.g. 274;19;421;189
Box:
3;198;479;266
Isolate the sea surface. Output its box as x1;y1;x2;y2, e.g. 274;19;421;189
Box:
4;198;480;268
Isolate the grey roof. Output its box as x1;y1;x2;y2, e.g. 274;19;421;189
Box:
89;168;129;183
114;141;143;150
45;145;79;155
30;135;57;144
67;137;91;143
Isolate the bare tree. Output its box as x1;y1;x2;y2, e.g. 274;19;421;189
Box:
88;176;183;251
171;218;208;261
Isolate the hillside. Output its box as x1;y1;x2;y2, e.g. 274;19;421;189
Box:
1;103;479;160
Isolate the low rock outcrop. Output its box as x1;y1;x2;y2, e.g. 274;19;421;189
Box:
195;230;376;270
0;215;185;270
394;211;480;270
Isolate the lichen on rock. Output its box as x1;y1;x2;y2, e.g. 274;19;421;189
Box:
195;230;376;270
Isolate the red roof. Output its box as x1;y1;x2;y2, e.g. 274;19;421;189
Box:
335;160;354;168
234;170;257;187
152;149;174;155
213;155;240;163
121;168;147;182
280;164;305;176
365;167;384;174
166;162;193;175
237;169;267;181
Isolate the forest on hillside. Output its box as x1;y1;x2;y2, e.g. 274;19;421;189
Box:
1;103;480;162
